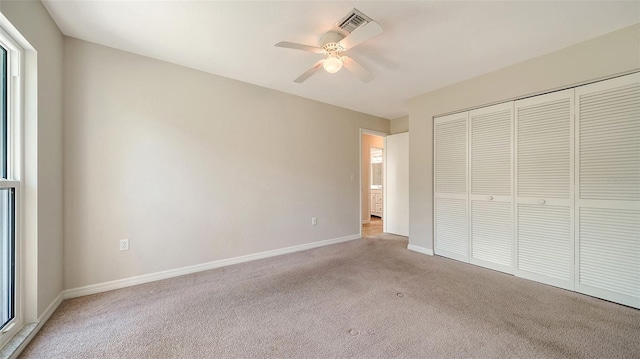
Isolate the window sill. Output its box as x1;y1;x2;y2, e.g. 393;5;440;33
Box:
0;323;37;359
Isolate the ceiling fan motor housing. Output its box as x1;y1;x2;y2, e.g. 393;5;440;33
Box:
320;31;345;47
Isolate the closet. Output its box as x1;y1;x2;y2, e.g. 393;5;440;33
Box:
433;73;639;308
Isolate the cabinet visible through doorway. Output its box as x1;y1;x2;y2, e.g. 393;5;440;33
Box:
371;189;383;217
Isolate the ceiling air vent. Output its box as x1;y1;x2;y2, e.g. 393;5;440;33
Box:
337;8;372;33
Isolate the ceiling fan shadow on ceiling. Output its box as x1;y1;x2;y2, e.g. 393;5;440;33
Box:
275;8;383;83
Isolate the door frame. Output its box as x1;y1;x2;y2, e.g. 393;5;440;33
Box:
359;128;388;237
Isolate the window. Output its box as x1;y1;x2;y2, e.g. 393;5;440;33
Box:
0;28;22;347
1;45;6;177
0;188;15;329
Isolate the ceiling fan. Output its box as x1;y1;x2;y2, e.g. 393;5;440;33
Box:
275;8;383;83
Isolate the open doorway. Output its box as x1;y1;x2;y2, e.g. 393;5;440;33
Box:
361;132;385;237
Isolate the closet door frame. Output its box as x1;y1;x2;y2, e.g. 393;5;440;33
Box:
514;88;576;291
574;73;640;309
468;102;515;274
434;112;469;263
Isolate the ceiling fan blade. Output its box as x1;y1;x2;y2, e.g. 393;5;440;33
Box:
343;57;374;83
338;21;383;50
294;59;325;83
275;41;324;54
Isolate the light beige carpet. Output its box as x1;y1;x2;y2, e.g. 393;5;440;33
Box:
21;235;640;358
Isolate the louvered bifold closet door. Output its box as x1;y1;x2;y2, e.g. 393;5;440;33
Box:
434;112;469;262
469;102;514;273
575;73;640;309
515;89;575;290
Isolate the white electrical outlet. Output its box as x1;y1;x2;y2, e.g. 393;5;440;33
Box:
311;217;317;225
119;239;129;251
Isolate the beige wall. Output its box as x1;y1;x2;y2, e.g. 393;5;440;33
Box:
408;24;640;251
63;38;389;289
0;0;64;319
390;115;408;134
361;134;385;223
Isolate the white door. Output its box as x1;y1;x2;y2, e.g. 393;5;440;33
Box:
469;102;514;273
385;132;409;236
574;73;640;309
434;112;469;262
515;89;575;290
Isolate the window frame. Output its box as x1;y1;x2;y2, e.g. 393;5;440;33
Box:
0;25;23;348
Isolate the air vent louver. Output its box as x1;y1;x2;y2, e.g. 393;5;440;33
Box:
337;9;371;33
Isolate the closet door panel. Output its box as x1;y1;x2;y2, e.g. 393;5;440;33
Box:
517;203;572;286
435;197;468;261
575;73;640;308
434;112;469;262
470;104;512;197
517;95;572;199
469;102;513;273
515;89;574;290
471;200;511;270
578;207;639;307
435;114;467;195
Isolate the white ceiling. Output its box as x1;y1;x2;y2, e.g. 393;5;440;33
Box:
42;1;639;119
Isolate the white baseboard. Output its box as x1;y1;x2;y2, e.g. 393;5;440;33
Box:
407;244;434;256
36;292;63;325
63;234;361;299
6;292;63;359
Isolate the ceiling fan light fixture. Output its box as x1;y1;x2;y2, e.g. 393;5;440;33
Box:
323;55;343;73
276;9;382;83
